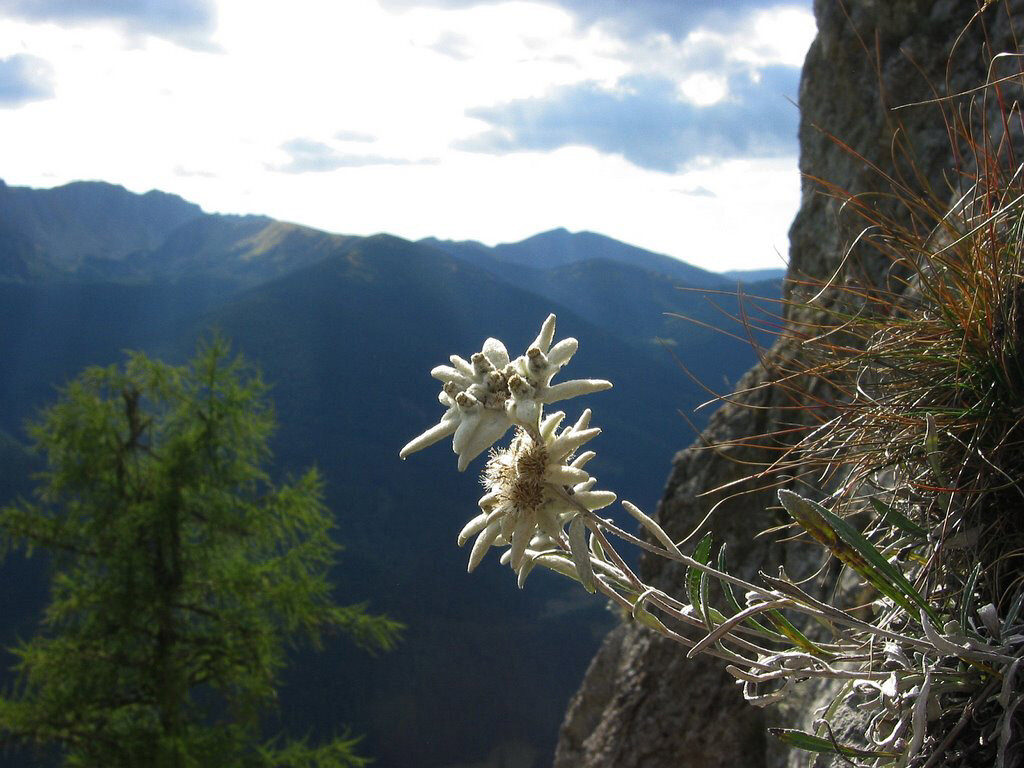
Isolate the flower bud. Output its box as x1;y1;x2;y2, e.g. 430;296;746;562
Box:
471;352;494;375
455;391;479;409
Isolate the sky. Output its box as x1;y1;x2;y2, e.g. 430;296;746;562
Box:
0;0;816;272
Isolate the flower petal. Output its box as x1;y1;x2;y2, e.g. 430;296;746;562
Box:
574;409;592;430
468;520;502;572
570;450;597;469
430;365;473;388
482;337;510;368
575;489;616;511
550;426;601;458
546;337;578;368
509;515;535;571
573;477;597;493
539;411;566;440
531;314;557;353
544;465;590;486
449;355;475;376
399;419;458;458
540;379;612;405
478;490;501;510
517;551;539;588
458;512;490;546
535;506;564;539
457;413;512;471
452;411;481;457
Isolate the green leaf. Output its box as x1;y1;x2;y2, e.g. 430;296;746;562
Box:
869;497;927;538
768;728;899;759
633;601;670;633
699;560;712;632
819;502;938;624
687;534;713;622
765;611;832;658
717;544;783;639
779;490;939;624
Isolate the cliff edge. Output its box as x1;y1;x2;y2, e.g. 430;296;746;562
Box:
553;2;1024;766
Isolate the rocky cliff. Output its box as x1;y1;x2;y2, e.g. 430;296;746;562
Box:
553;2;1024;766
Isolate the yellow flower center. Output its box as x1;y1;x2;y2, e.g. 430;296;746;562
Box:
483;429;548;513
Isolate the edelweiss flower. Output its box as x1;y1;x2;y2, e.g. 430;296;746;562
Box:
455;409;616;576
399;336;514;472
399;314;611;471
509;314;610;414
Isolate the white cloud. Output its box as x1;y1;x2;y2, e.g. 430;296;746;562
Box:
746;5;818;67
0;0;814;271
677;72;728;106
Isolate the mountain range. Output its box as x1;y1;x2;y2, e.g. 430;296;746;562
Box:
0;178;784;768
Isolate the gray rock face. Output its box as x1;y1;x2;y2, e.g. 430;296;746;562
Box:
552;2;1023;767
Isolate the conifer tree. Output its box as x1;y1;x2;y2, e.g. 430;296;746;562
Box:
0;338;400;767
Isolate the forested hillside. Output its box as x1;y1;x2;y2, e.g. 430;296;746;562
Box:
0;179;780;768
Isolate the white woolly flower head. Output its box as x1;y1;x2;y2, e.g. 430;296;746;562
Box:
456;409;616;577
399;314;611;471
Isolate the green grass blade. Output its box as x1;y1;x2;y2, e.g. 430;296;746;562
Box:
1005;590;1024;629
768;729;899;759
959;562;981;632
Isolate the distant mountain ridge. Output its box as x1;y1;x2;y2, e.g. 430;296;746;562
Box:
0;177;784;768
421;227;761;289
722;266;787;281
0;179;202;273
0;179;782;369
0;179;781;287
